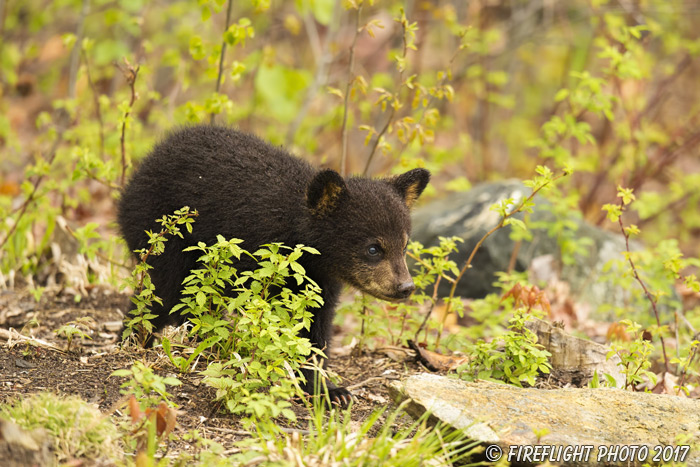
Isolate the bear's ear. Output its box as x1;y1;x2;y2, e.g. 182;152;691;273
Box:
388;168;430;207
307;169;347;216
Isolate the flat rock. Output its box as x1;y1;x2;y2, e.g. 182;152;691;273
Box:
390;374;700;466
0;418;53;467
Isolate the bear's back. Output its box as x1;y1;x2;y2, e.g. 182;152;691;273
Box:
118;125;317;250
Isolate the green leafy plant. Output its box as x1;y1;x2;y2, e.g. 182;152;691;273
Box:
122;206;198;346
457;309;552;387
111;360;182;408
603;186;700;387
436;166;570;347
606;319;658;390
161;237;324;422
111;361;181;464
337;165;568;358
673;337;700;396
54;317;94;352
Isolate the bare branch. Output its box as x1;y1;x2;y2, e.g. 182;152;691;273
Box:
617;198;670;374
118;58;140;187
339;5;362;177
285;0;342;147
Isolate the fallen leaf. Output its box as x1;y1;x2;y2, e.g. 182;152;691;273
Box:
407;340;470;372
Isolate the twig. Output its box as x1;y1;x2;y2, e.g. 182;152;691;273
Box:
205;426;258;436
676;332;699;395
346;375;398;391
617;198;670;374
362;110;394;175
362;13;411;175
210;0;235;125
118;58;140;187
339;5;362;177
3;328;67;352
391;40;464;166
285;0;341;146
413;275;441;342
507;239;522;273
358;295;368;353
83;170;121;190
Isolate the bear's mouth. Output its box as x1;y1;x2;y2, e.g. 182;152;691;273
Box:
368;291;412;303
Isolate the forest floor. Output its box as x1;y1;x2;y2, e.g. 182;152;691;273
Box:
0;285;426;457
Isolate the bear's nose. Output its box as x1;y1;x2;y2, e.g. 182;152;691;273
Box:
397;281;415;298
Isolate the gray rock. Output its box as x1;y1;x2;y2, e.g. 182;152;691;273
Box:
390;374;700;466
411;181;629;311
0;418;53;467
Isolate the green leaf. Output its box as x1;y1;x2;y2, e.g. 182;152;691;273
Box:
504;217;527;231
554;88;569;102
602;203;622;222
616;186;636;205
196;291;207;307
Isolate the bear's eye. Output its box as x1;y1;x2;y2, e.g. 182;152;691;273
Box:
367;245;382;257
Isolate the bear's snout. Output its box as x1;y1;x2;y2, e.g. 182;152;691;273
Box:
397;280;416;299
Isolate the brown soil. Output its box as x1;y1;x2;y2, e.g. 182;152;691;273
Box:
0;286;424;457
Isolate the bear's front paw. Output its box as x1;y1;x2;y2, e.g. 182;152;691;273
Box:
327;386;354;407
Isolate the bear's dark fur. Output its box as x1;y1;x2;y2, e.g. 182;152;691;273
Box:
117;125;430;404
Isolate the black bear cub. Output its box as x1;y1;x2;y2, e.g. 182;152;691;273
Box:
117;125;430;405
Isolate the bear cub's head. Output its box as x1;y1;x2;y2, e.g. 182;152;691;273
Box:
306;168;430;302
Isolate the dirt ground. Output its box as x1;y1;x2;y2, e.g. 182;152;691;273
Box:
0;285;424;456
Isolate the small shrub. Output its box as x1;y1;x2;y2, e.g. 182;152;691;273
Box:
606;319;658;390
457;309;552;387
163;237;324;422
111;361;181;463
54;316;94;352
